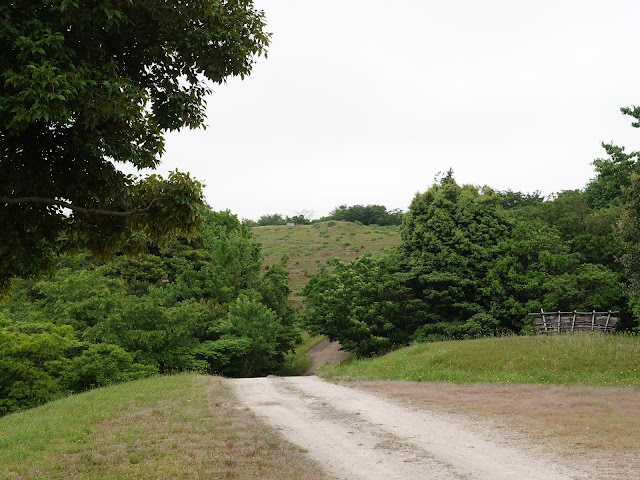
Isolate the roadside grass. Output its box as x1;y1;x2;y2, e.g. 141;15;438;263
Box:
278;332;327;376
253;221;400;304
0;374;330;480
318;333;640;387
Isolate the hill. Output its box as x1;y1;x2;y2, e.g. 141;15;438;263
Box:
252;221;401;302
0;374;328;480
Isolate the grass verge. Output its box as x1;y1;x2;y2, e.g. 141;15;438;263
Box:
317;333;640;387
0;373;330;479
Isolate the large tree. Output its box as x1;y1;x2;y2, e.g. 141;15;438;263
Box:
400;172;510;336
0;0;270;298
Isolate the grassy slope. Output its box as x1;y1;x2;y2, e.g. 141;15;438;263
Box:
0;374;329;480
253;221;400;301
318;333;640;387
278;332;326;376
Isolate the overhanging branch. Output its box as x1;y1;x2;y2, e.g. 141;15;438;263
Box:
0;196;157;217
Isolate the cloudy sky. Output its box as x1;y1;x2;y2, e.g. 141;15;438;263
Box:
154;0;640;221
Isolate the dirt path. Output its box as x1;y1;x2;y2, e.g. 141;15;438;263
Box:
303;339;351;375
230;376;590;480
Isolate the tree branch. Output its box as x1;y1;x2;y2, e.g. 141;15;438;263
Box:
0;197;157;217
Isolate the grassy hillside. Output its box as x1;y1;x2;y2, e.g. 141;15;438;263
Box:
318;333;640;387
253;221;401;300
0;374;329;480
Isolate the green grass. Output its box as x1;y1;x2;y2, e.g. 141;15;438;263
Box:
253;221;400;305
0;374;329;479
278;332;327;376
318;333;640;387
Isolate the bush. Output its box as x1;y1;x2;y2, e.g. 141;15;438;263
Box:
60;344;155;392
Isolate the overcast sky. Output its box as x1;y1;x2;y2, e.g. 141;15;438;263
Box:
151;0;640;221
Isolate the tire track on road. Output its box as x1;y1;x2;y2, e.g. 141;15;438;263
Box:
231;377;587;480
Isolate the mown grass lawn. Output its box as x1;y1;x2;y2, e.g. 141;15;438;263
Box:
0;373;329;480
318;333;640;387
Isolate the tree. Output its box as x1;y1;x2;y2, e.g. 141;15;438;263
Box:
200;293;296;376
400;174;510;337
326;204;403;226
0;0;270;298
256;213;287;226
585;143;640;210
285;214;311;225
496;189;544;210
302;253;419;357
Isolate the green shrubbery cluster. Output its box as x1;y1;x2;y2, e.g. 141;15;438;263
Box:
322;204;404;226
303;170;635;357
0;209;297;416
249;213;312;226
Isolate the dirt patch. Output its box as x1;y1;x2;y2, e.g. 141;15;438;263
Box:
303;339;351;375
351;381;640;478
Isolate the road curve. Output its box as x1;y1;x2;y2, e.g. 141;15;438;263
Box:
230;376;588;480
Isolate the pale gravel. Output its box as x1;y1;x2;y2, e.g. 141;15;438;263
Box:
230;376;592;480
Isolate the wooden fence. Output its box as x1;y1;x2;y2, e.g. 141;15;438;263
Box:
528;310;619;334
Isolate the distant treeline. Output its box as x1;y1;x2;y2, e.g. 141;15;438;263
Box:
248;204;404;227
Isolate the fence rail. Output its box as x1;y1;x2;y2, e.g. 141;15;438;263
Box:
527;310;619;334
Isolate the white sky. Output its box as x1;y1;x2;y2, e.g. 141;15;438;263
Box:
152;0;640;221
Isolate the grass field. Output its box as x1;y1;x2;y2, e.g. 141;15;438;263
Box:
318;333;640;387
253;221;400;303
0;374;329;480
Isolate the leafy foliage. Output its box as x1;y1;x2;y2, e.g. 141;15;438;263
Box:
400;174;510;337
256;213;287;226
303;171;635;355
302;253;419;357
0;0;270;297
324;204;403;226
202;294;296;377
585;143;640;209
255;213;312;226
0;209;297;415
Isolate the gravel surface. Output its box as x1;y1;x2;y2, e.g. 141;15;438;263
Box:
231;376;591;480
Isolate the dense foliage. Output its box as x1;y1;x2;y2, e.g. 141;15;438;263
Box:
0;0;270;298
304;164;635;355
323;204;404;226
251;213;312;226
0;210;297;416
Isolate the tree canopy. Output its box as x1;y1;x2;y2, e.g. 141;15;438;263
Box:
0;209;297;415
324;204;403;226
0;0;270;297
303;169;634;356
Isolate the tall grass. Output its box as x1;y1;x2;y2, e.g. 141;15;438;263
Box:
318;333;640;387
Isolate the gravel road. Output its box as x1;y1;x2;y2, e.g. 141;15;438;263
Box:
231;376;590;480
